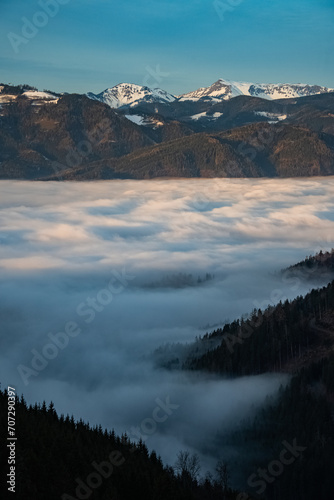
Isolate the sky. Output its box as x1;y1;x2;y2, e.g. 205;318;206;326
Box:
0;178;334;482
0;0;333;95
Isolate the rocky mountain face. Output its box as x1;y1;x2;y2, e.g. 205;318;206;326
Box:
87;83;176;109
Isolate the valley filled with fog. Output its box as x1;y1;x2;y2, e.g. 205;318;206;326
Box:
1;177;334;477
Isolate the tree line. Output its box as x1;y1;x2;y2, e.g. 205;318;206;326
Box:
0;388;243;500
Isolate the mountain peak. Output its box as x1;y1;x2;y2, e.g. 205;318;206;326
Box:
178;78;334;102
87;83;176;109
177;78;245;101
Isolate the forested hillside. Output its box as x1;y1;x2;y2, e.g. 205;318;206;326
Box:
220;357;334;500
285;249;334;277
175;276;334;500
185;280;334;375
0;388;243;500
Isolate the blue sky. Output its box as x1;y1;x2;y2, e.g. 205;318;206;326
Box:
0;0;333;94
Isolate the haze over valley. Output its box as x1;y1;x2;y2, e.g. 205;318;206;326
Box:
1;178;334;486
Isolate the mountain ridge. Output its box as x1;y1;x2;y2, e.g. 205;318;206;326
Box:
1;82;334;180
178;78;334;102
42;122;334;181
86;78;334;109
2;78;334;111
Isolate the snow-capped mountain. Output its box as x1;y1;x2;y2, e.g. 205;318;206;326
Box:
178;79;247;101
178;78;334;101
247;82;334;100
0;85;58;105
86;79;334;109
87;83;176;109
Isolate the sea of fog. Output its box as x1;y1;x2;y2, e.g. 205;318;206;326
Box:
1;177;334;476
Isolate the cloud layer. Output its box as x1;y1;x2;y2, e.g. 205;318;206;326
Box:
1;178;334;476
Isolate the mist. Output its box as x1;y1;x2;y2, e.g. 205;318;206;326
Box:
1;178;334;477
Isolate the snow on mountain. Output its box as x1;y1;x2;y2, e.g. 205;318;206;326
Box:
178;78;334;102
22;90;58;100
178;79;246;101
124;114;164;128
0;93;16;105
0;88;58;102
248;83;334;100
190;111;224;121
0;86;59;107
87;83;176;109
254;111;287;123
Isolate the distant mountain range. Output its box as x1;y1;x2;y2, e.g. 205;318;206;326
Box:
86;78;334;109
1;79;334;180
178;78;334;102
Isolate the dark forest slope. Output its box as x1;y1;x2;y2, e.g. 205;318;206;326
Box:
185;280;334;376
0;389;240;500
